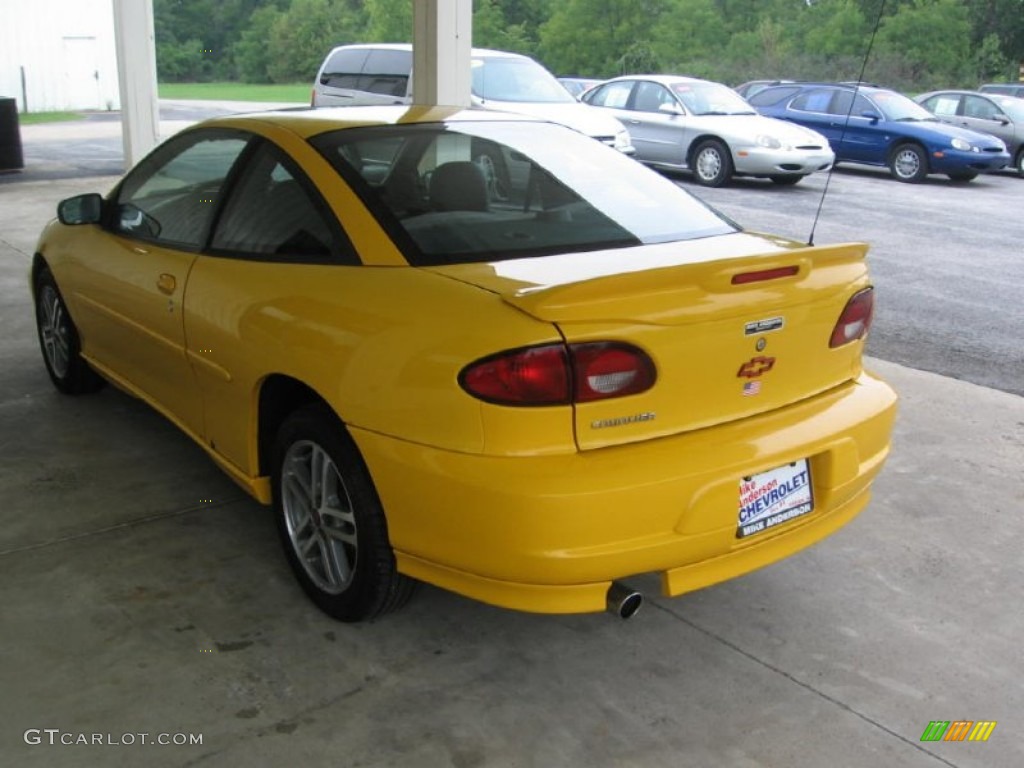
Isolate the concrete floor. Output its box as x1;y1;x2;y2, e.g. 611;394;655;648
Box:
1;137;1022;767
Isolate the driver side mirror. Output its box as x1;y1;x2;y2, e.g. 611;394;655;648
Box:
658;102;685;116
57;193;104;225
860;110;882;124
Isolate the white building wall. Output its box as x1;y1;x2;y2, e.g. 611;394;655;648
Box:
0;0;121;112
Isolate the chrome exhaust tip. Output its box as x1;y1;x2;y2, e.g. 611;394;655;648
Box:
606;581;643;619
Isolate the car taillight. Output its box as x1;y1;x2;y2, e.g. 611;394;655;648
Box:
460;342;655;406
830;288;874;347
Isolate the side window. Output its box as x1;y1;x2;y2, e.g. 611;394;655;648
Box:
320;48;369;88
587;81;633;109
359;49;412;97
113;130;249;247
963;95;999;120
791;89;833;114
829;91;874;117
211;142;345;262
923;95;961;117
633;82;675;113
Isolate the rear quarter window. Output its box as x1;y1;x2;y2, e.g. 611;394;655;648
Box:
747;86;802;107
320;48;370;87
360;49;412;96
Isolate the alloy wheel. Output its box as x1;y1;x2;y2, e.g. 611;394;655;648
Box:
280;439;358;595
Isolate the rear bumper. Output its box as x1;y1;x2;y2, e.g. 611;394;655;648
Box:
353;371;897;614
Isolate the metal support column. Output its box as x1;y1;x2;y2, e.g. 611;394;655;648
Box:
412;0;472;106
112;0;160;167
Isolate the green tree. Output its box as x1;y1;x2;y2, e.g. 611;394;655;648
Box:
234;6;284;82
653;0;729;74
538;0;673;77
266;0;366;83
802;0;870;58
474;0;534;54
365;0;413;42
875;0;972;87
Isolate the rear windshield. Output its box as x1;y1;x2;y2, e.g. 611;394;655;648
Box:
311;121;736;267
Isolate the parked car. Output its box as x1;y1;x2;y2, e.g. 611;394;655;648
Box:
32;106;896;622
915;90;1024;176
749;82;1010;182
978;82;1024;98
581;74;834;186
312;43;633;154
558;77;603;99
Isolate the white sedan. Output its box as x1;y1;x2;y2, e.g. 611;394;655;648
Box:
582;74;835;186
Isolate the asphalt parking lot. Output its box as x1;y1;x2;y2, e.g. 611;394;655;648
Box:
0;110;1021;767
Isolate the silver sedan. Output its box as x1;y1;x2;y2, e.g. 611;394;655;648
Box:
582;74;835;186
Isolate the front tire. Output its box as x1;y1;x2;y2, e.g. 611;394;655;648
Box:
1015;148;1024;177
889;143;928;183
34;267;104;395
947;171;977;182
692;139;733;187
272;404;414;622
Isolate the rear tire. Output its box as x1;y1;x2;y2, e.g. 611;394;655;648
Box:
272;404;414;622
692;139;733;187
1015;148;1024;177
34;267;104;395
889;143;928;183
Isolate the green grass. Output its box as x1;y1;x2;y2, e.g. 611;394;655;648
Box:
18;111;85;125
158;82;310;103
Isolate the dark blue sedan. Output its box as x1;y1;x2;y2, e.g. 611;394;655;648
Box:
748;83;1010;182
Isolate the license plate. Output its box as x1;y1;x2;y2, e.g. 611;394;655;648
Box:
736;459;813;539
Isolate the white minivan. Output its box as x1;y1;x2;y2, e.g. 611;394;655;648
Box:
312;43;634;154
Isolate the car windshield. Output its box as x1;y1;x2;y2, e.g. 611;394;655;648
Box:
472;56;576;103
311;121;736;267
870;91;936;122
993;96;1024;121
671;82;757;115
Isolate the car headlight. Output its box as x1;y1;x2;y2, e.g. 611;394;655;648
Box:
614;129;632;151
951;138;971;151
756;135;784;150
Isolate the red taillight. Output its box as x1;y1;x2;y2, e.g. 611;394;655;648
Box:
460;342;655;406
830;288;874;347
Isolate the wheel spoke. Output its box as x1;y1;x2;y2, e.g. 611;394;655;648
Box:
283;460;312;502
322;535;352;586
321;508;357;547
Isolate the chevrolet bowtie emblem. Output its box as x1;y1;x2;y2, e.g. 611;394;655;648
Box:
737;356;776;378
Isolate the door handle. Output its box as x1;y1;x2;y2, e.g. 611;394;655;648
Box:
157;273;176;295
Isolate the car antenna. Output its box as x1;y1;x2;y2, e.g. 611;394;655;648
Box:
807;0;887;246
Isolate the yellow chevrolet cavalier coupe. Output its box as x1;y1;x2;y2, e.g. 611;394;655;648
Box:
32;106;896;622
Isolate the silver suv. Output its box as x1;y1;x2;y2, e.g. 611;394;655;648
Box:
312;44;633;154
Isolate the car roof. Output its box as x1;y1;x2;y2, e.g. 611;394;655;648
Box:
325;42;526;60
603;74;713;87
756;82;892;98
200;105;548;140
918;89;995;96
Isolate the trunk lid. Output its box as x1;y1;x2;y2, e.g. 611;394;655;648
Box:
428;233;872;450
